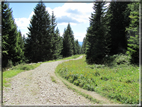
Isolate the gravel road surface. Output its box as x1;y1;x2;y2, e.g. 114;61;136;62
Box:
3;56;94;105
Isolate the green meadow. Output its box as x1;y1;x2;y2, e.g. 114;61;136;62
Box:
56;54;139;104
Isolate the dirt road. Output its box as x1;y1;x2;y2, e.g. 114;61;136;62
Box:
3;56;94;105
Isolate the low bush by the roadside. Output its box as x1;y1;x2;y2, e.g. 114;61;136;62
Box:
56;55;139;104
60;54;82;60
103;54;131;67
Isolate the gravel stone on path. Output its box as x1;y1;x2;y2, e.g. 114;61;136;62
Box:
3;56;94;105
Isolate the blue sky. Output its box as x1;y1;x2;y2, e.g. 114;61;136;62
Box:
7;1;95;42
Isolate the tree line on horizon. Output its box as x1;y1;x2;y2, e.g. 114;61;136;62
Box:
2;1;139;69
2;1;81;69
82;1;139;64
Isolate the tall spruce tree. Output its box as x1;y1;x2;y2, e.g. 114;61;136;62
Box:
17;30;25;63
75;40;80;54
25;1;51;62
108;1;130;55
74;40;77;55
66;23;75;55
50;11;59;59
126;3;139;64
62;28;73;57
86;1;109;64
55;27;63;59
62;23;76;57
2;3;9;66
2;2;22;67
81;37;87;54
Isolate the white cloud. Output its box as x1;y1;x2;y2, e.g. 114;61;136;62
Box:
58;22;77;26
60;32;86;42
14;11;35;35
21;31;28;37
74;32;86;42
45;3;93;42
14;3;93;40
15;3;93;28
51;3;93;24
29;11;35;19
46;7;53;15
15;18;29;29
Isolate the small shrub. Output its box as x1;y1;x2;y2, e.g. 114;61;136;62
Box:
127;35;139;64
87;79;92;83
7;60;13;68
89;66;94;69
68;77;74;83
65;74;70;80
95;64;105;68
94;71;100;76
57;55;63;59
100;76;109;81
79;81;84;87
73;80;79;86
114;54;130;65
21;65;31;70
14;62;19;66
50;76;57;83
104;54;131;67
72;74;79;81
89;85;95;91
79;74;84;79
125;80;132;83
86;65;94;69
83;84;90;90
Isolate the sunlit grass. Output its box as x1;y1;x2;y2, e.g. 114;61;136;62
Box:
56;55;139;104
3;63;41;87
43;54;82;63
50;76;57;83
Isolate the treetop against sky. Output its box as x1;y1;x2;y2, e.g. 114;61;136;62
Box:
5;0;111;42
7;2;94;42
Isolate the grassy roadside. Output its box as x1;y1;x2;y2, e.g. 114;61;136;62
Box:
56;55;139;104
3;63;42;87
42;54;82;63
55;69;101;104
3;54;82;87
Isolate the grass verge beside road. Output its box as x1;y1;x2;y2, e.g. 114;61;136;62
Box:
55;69;101;104
3;63;41;87
56;55;139;104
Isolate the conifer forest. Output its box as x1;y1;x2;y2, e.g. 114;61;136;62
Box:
2;1;82;68
1;0;141;105
2;1;140;71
